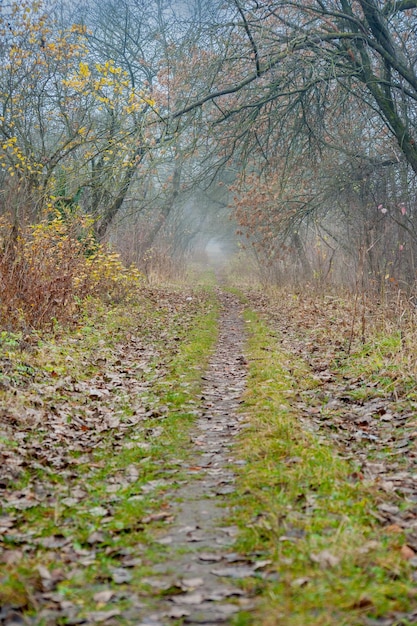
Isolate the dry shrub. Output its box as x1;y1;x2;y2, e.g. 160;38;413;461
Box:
0;212;143;331
76;249;143;303
139;244;188;283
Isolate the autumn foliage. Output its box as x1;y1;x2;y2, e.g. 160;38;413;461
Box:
0;211;142;331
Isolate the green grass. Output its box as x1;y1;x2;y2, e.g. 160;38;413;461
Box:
337;327;417;399
0;287;220;620
231;309;416;626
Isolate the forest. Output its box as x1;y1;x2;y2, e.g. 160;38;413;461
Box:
2;0;417;313
3;1;417;625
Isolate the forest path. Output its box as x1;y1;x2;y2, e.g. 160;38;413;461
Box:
3;286;417;625
0;286;261;626
138;291;253;625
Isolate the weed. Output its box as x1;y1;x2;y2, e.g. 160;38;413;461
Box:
0;212;144;331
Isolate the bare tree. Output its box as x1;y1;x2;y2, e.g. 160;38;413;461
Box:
167;1;417;173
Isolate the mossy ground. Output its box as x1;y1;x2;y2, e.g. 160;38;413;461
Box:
230;306;417;626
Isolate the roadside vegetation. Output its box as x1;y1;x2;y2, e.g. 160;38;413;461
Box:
0;275;219;622
230;290;417;626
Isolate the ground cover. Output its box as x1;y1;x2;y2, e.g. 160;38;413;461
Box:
230;289;417;626
0;286;219;624
3;282;417;626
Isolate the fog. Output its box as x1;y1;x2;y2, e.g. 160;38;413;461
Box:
205;239;230;268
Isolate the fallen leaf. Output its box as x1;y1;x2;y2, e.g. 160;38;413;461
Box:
141;479;168;494
291;577;311;587
37;564;52;580
180;577;204;590
93;590;115;604
205;588;244;600
385;524;403;533
1;549;23;564
90;506;108;517
401;545;416;560
211;565;257;578
254;559;273;570
84;609;121;623
171;592;204;605
197;552;223;562
310;550;340;568
61;497;79;507
141;511;173;524
88;531;106;544
110;567;133;583
378;503;400;515
166;607;190;619
141;577;180;592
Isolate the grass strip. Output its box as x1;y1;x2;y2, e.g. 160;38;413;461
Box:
232;309;416;626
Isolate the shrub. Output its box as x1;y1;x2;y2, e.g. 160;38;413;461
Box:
0;211;143;331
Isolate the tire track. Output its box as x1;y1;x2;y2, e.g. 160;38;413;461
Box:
138;291;253;626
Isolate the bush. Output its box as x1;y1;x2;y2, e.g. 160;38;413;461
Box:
0;211;143;331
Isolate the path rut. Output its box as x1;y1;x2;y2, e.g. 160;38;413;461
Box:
138;292;252;625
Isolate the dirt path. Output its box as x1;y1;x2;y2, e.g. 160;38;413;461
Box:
0;288;259;626
137;292;253;625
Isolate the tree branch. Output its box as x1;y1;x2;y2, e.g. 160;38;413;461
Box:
384;0;417;15
233;0;261;77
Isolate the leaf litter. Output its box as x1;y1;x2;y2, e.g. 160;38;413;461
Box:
245;289;417;625
1;287;241;624
4;285;415;625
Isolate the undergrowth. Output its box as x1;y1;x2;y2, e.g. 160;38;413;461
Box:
232;308;417;626
0;286;219;621
0;210;142;331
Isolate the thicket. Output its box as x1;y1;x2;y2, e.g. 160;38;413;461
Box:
0;211;142;331
4;0;417;312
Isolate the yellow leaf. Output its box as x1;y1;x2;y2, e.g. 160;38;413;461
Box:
79;61;90;79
